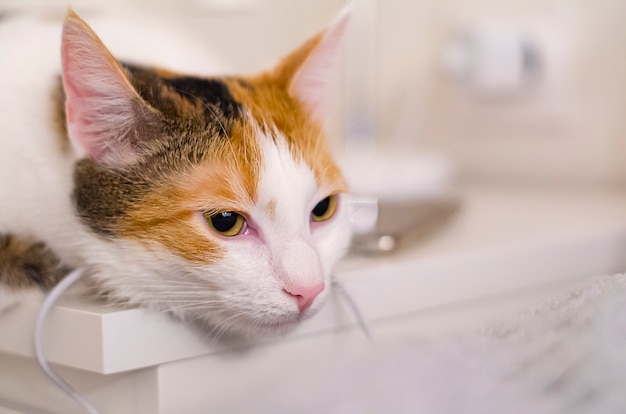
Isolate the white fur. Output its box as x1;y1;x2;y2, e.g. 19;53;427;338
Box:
0;15;351;338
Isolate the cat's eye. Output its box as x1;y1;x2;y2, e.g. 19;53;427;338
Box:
311;195;338;222
204;211;245;237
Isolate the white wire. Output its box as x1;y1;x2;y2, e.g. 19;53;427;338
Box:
33;268;101;414
332;278;373;342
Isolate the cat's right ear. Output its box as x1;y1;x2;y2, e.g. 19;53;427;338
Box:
61;10;160;168
270;7;350;123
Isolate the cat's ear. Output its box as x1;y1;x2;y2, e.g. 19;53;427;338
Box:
273;8;350;121
61;10;159;168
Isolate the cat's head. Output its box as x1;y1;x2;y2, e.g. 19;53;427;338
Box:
60;10;351;338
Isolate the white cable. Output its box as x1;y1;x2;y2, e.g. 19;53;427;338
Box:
33;268;101;414
332;278;373;342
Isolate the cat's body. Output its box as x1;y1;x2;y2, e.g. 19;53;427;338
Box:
0;11;351;338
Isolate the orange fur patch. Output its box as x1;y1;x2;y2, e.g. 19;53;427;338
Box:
149;66;184;79
224;76;347;197
118;118;263;264
266;199;278;221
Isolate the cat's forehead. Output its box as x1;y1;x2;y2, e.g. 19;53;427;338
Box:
253;131;324;238
124;64;241;131
128;65;347;204
174;113;345;216
224;74;346;194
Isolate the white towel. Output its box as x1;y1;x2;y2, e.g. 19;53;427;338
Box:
259;274;626;413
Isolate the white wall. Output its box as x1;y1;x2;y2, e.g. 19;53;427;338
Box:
375;0;626;186
5;0;626;186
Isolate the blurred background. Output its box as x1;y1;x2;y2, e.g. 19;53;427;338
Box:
5;0;626;189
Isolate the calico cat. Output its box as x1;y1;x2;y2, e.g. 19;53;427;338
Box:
0;10;351;338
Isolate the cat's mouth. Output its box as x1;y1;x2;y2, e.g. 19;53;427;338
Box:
244;296;327;338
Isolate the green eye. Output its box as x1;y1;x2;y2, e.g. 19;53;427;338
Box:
311;195;338;222
204;211;245;237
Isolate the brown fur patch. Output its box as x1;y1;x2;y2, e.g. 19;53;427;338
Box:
0;234;69;291
148;65;184;79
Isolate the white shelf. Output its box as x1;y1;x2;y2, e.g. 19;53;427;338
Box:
2;185;626;413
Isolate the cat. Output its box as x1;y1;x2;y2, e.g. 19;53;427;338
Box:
0;9;352;339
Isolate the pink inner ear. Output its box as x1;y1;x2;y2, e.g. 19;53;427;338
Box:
61;15;144;167
289;10;350;121
62;49;102;159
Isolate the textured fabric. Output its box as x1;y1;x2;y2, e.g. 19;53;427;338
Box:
263;274;626;413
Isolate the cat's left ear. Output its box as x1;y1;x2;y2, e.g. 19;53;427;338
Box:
61;10;161;169
273;8;350;121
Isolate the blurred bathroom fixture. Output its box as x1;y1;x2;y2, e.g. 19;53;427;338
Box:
341;152;454;202
0;0;262;14
349;196;459;255
188;0;265;13
344;0;378;150
438;11;574;129
342;0;456;202
348;196;379;235
442;24;542;95
342;0;459;254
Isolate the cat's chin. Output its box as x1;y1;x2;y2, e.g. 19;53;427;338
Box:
247;317;303;338
192;312;308;342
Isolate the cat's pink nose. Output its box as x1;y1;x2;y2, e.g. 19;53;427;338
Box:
283;282;324;312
